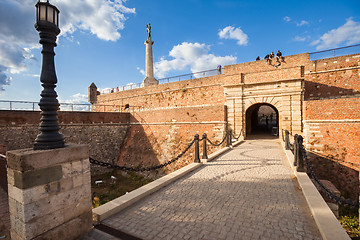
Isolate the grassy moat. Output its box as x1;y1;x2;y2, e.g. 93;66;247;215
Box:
339;206;360;239
91;170;153;206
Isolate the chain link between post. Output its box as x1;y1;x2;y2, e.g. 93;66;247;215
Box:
89;139;195;172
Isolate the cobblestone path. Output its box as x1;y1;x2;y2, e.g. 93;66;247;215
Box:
102;139;322;240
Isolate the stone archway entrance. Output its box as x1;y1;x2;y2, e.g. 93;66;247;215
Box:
245;103;279;137
223;78;303;140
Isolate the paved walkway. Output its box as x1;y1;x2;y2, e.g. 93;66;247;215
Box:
99;139;322;240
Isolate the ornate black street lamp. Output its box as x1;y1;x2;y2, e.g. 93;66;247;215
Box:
33;0;64;150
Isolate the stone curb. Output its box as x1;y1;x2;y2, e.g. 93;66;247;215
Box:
93;143;242;221
281;142;350;240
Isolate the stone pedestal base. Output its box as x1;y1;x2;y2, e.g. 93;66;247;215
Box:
6;144;92;240
142;76;159;87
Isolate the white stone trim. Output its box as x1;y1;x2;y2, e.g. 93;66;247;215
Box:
307;66;360;75
304;119;360;123
129;121;227;125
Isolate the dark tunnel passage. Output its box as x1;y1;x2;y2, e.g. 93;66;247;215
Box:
245;103;279;138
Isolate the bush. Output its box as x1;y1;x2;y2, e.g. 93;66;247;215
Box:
339;215;360;239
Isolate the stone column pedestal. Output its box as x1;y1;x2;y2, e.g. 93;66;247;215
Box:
6;144;92;240
142;39;158;87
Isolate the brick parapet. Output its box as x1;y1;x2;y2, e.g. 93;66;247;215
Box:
307;53;360;72
97;75;225;103
224;53;309;76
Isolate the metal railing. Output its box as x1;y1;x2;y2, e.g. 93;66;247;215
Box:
0;100;142;112
99;68;223;95
309;43;360;61
0;100;91;111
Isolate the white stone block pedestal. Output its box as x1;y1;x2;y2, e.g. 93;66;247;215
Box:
6;144;92;240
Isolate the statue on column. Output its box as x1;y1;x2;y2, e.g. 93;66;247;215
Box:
142;23;158;87
146;23;151;40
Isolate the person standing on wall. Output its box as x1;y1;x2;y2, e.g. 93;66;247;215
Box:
217;64;222;74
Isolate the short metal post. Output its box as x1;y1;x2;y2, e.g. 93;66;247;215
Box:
229;129;232;147
194;134;200;163
285;130;290;150
293;134;298;166
202;133;208;160
297;135;305;172
226;130;231;147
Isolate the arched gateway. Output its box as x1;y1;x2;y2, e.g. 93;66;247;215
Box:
245;103;279;137
223;74;303;139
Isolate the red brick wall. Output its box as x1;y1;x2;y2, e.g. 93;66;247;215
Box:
224;53;309;76
97;75;226;109
304;53;360;169
93;52;360;191
303;53;360;199
0;111;130;175
95;75;228;174
304;97;360;120
118;105;227;174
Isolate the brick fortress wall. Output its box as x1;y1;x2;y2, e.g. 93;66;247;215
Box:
0;111;130;175
303;53;360;199
95;75;228;175
94;52;360;198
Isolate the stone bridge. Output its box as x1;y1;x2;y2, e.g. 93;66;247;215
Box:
82;137;349;240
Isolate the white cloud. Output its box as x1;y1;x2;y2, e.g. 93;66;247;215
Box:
218;26;249;46
0;66;12;91
296;20;309;26
60;93;88;104
59;93;90;111
154;42;237;78
294;35;309;42
137;67;145;76
283;16;291;22
53;0;135;41
312;18;360;50
0;0;135;92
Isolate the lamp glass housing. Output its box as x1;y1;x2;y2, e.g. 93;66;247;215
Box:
36;1;59;27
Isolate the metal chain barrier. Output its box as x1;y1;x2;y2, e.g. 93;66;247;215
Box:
232;128;243;140
281;129;359;208
90;129;234;171
301;146;359;208
89;139;195;172
206;131;228;146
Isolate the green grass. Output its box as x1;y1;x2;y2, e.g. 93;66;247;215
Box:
91;170;153;206
339;206;360;240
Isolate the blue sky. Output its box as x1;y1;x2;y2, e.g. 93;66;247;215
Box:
0;0;360;104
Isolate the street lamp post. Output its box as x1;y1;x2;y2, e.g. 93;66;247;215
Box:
33;0;64;150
